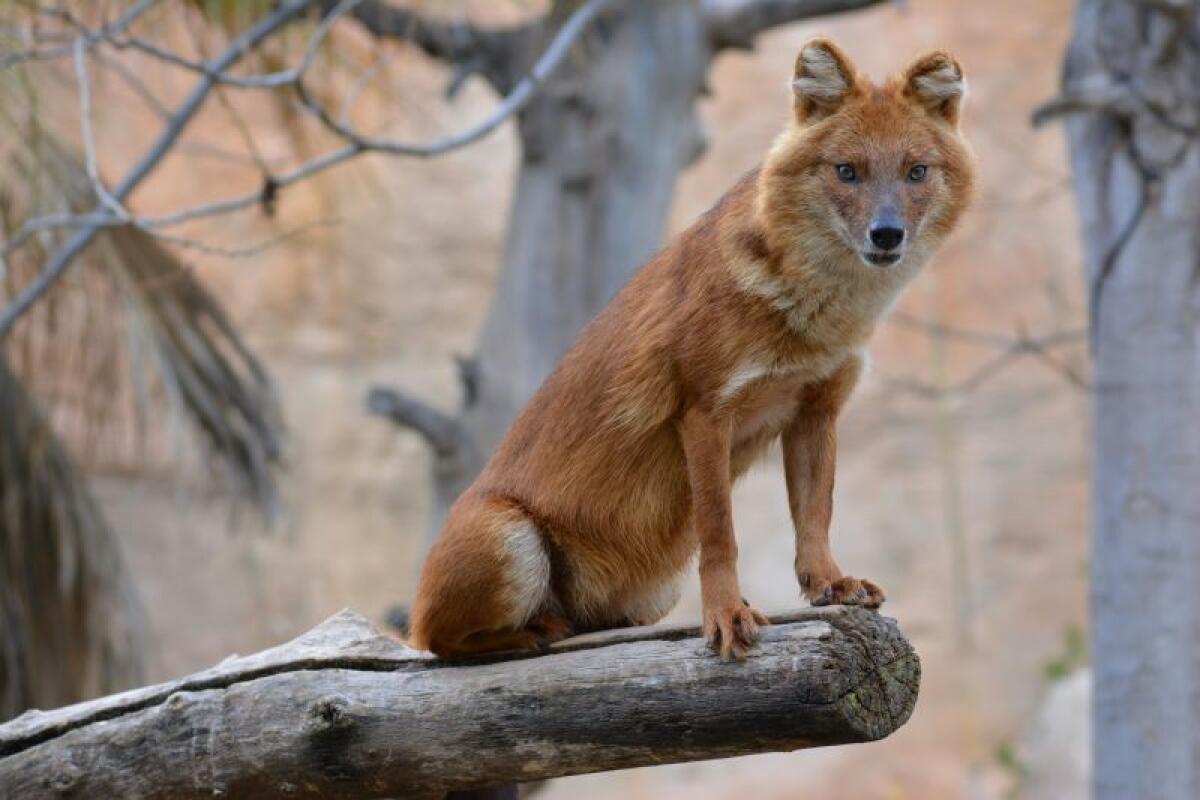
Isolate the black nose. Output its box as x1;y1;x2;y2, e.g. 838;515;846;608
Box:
869;225;905;251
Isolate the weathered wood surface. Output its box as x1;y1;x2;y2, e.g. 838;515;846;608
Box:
0;606;918;799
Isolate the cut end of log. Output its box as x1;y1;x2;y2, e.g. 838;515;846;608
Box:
833;623;921;741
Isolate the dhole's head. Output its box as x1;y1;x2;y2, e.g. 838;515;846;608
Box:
763;39;975;272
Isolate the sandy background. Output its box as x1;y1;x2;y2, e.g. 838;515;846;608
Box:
28;0;1090;797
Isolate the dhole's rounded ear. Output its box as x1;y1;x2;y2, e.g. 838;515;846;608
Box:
902;50;966;125
792;39;862;123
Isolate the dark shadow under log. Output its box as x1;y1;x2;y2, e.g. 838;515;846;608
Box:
0;606;919;799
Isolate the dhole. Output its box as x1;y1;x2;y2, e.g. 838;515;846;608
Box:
410;39;975;659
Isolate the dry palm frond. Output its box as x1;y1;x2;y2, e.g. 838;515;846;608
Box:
2;126;286;516
0;353;144;722
0;17;283;720
108;221;286;514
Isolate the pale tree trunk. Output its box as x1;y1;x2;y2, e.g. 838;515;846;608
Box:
362;0;889;533
1044;2;1200;797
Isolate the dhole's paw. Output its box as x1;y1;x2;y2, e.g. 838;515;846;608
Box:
806;576;885;609
704;601;768;661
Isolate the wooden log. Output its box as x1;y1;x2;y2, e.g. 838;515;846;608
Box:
0;606;919;799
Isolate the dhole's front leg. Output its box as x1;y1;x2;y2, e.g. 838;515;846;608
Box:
784;356;885;609
679;408;768;660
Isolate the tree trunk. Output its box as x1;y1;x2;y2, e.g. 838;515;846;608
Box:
0;606;919;799
1049;2;1200;797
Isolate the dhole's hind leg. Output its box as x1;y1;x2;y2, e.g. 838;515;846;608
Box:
445;612;573;657
409;495;571;657
611;573;685;628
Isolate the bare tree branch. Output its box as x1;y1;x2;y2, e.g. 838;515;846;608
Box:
101;0;352;89
1032;68;1198;135
889;311;1020;348
332;0;539;95
1020;332;1091;390
702;0;892;51
367;386;462;458
879;325;1088;399
0;0;616;338
293;0;614;158
73;38;129;221
101;0;536;96
87;47;269;165
339;49;395;121
0;0;314;338
0;0;157;70
101;34;298;88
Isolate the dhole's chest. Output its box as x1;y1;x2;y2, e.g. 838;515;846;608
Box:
722;348;856;445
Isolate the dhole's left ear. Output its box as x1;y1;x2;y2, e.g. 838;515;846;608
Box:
902;50;966;125
792;39;862;123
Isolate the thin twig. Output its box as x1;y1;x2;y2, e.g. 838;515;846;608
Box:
73;37;129;221
5;144;367;240
143;216;341;259
99;0;359;90
1022;337;1091;390
88;47;268;165
888;312;1015;348
881;326;1087;398
293;0;614;158
0;0;315;338
0;0;618;336
178;11;274;177
0;0;158;70
142;144;366;227
338;50;394;125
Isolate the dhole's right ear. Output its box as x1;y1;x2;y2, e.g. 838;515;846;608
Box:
792;39;861;123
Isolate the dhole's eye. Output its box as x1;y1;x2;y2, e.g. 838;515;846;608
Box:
908;164;929;183
835;163;857;183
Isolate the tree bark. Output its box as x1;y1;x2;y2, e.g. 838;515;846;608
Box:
1047;2;1200;797
0;606;918;799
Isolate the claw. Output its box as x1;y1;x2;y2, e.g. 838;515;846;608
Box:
805;576;887;609
704;604;765;661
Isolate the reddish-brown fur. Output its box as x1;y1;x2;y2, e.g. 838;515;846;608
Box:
410;40;976;659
